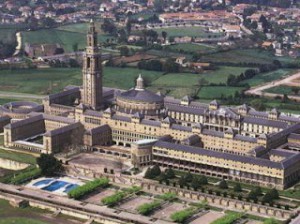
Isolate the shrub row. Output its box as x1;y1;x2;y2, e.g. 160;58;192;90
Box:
101;186;141;207
10;167;41;185
211;211;243;224
137;200;161;215
170;208;196;223
68;178;109;199
101;191;126;207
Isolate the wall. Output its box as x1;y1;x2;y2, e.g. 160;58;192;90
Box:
0;158;29;170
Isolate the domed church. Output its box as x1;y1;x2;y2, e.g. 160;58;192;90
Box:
115;74;164;119
3;20;300;191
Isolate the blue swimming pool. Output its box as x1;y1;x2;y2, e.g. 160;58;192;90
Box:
42;180;69;192
33;179;54;186
64;184;79;193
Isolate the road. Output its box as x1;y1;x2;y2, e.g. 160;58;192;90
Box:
245;70;300;102
0;91;45;100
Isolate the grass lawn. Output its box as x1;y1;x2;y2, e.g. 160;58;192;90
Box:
200;48;296;65
240;69;295;87
0;148;37;165
198;86;245;99
21;28;112;52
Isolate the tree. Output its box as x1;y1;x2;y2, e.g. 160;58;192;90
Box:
234;183;242;192
191;178;202;190
178;176;186;187
262;192;273;204
165;168;175;179
218;180;228;189
282;94;289;103
254;186;262;196
247;190;258;201
158;173;167;183
37;154;63;177
162;31;167;42
101;19;117;34
183;172;193;183
292;87;300;95
163;58;180;73
120;46;130;56
269;188;279;200
144;167;153;179
151;165;161;177
198;176;208;185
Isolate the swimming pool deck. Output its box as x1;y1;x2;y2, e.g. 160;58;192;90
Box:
27;176;84;196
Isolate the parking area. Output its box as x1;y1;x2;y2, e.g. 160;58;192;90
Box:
151;202;189;221
190;210;224;224
118;196;155;213
84;188;117;205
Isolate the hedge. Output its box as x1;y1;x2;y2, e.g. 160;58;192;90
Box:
170;208;196;223
68;178;109;199
158;192;177;201
101;186;141;207
101;191;126;207
10;167;41;185
137;200;161;215
211;211;243;224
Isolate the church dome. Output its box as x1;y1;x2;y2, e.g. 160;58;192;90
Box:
115;75;164;118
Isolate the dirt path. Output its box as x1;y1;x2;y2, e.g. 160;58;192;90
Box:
245;70;300;101
13;32;22;56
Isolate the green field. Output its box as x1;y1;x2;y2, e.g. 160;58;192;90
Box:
200;48;296;65
137;26;224;38
151;66;249;88
0;68;82;94
165;43;216;54
240;69;295;87
0;67;163;94
198;86;244;99
22;25;113;52
103;67;163;90
0;28;17;44
263;85;297;95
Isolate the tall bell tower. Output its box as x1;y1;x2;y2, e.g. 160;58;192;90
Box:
82;19;102;110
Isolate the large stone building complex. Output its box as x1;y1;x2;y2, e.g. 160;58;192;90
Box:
1;21;300;190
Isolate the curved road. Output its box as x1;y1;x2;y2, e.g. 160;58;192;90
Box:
245;70;300;102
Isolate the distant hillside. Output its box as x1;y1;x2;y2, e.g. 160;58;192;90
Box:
231;0;294;8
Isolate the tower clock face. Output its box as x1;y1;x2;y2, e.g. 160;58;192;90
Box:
87;73;91;79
